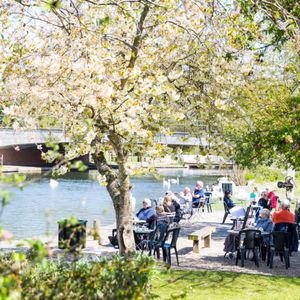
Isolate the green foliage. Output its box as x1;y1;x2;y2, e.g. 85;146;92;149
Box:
238;0;300;48
227;95;300;170
0;253;27;300
245;166;285;183
45;0;62;11
18;254;155;300
70;160;88;172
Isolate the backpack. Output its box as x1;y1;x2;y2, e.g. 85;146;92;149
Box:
108;229;119;248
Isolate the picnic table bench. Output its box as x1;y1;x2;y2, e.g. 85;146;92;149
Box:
188;226;215;253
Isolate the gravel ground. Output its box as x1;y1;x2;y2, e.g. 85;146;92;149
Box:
93;211;300;277
172;211;300;277
1;211;299;277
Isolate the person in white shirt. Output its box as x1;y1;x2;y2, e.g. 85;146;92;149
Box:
178;187;192;207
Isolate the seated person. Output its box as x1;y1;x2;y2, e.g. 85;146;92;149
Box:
266;187;277;210
172;198;182;223
223;190;235;209
272;199;295;225
192;181;205;208
163;195;175;213
163;195;176;223
258;191;271;210
255;208;273;260
156;205;169;224
178;187;192;207
256;209;273;232
136;198;157;227
165;190;180;202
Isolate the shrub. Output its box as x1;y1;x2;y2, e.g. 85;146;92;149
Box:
18;253;156;300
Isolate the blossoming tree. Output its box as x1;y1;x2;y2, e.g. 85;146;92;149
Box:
0;0;252;256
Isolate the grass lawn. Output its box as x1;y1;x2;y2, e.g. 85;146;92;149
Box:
152;268;300;299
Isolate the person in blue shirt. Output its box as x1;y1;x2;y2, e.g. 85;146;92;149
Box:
136;198;157;225
256;208;273;232
223;190;235;209
255;208;273;260
192;181;205;208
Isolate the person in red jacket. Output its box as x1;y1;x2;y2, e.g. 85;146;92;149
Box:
272;199;295;224
266;187;277;210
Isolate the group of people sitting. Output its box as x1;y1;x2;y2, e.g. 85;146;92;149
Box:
135;180;211;227
224;185;295;228
223;186;278;211
250;187;278;211
135;194;183;227
224;196;298;259
249;200;295;233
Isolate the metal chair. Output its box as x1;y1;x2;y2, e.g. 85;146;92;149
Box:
190;197;205;221
236;229;262;267
205;195;212;213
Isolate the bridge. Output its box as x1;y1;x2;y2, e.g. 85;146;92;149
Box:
0;128;208;167
0;128;68;148
0;128;207;148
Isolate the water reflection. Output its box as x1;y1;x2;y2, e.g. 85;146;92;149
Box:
1;169;220;239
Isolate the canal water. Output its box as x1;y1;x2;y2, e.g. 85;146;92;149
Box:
1;169;220;239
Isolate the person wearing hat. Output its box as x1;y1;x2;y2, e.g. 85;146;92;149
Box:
272;199;295;224
136;198;157;224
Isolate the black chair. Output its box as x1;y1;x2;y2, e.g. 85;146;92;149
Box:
222;202;241;229
236;229;261;267
241;206;251;230
144;222;169;257
273;222;299;252
161;226;181;265
222;202;231;224
268;231;290;269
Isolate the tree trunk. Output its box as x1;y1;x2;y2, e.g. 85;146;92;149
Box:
92;150;136;257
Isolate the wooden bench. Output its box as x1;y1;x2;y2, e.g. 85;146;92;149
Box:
188;226;215;253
